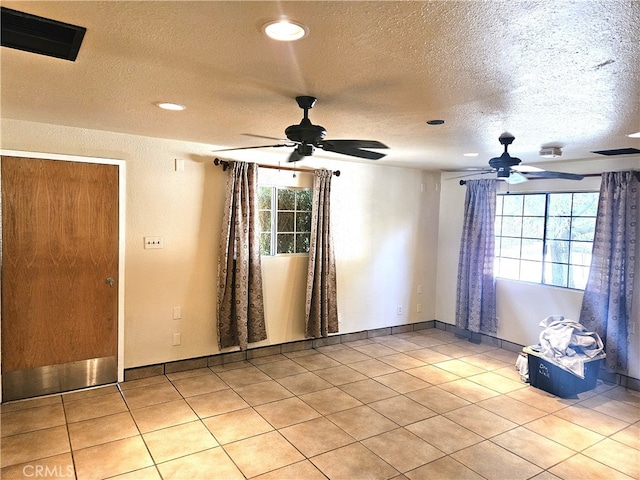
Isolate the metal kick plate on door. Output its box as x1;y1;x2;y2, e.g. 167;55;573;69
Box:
2;356;117;402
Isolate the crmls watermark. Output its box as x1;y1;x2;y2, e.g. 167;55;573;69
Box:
22;465;74;478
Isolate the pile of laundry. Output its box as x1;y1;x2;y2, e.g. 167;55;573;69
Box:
524;315;605;379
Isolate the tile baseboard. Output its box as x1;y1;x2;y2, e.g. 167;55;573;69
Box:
124;321;437;381
124;319;639;392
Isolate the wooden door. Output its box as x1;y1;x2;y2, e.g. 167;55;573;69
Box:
1;156;119;401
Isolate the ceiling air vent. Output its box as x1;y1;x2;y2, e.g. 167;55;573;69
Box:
1;7;86;61
591;148;640;156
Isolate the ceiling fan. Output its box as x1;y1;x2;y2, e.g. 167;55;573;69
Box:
445;133;584;184
213;96;389;162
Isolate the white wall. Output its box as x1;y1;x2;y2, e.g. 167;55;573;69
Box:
1;119;440;369
436;156;640;379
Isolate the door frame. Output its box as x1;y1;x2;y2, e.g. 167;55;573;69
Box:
0;149;126;402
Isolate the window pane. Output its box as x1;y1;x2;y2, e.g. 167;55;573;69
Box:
296;190;312;210
569;265;590;289
277;212;294;232
295;233;310;253
494;216;503;235
501;216;522;237
572;192;599;216
545;262;568;287
546;216;571;240
546;239;570;264
522;217;544;238
523;194;545;216
498;258;520;280
570;241;593;266
277;234;294;254
296;211;311;232
259;211;271;232
571;217;596;241
502;195;523;215
548;193;572;216
260;233;271;256
499;237;521;258
520;260;543;283
277;189;295;210
521;239;543;261
496;195;503;216
258;186;272;210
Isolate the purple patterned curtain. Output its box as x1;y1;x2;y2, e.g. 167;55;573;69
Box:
305;169;338;338
217;162;267;350
579;171;639;373
455;179;497;335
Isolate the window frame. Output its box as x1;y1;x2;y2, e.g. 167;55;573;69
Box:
258;185;313;256
494;190;599;290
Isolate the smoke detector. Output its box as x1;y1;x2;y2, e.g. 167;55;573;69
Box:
539;147;562;158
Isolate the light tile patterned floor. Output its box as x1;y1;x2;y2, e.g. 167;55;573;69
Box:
2;328;639;480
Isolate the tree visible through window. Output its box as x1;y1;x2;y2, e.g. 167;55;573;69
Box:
495;191;599;289
258;186;312;256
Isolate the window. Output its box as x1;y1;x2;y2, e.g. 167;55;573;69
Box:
494;191;599;289
258;186;312;256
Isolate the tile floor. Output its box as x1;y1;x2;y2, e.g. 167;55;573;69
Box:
2;328;639;480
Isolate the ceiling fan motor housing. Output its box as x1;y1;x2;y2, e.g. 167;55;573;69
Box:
285;119;327;145
489;152;521;177
296;143;315;156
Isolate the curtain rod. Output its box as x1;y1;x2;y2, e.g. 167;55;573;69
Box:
214;158;341;177
459;172;639;186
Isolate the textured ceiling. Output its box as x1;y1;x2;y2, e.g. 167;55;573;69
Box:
1;1;639;170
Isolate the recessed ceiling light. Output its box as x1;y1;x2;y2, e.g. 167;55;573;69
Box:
263;20;308;41
628;131;640;138
156;102;186;111
426;119;445;125
463;153;479;157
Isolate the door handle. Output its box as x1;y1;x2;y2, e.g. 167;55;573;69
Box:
106;277;115;287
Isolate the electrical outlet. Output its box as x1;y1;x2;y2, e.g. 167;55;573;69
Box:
397;305;403;315
173;306;182;320
416;303;422;313
172;333;181;346
417;284;423;295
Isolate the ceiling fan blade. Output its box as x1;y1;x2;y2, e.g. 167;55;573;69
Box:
212;143;293;153
320;143;386;160
445;170;495;180
288;149;304;163
242;133;289;141
512;164;544;173
322;139;389;149
526;171;584;180
441;167;493;173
